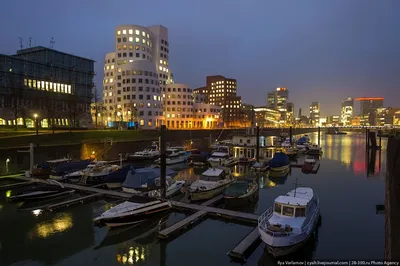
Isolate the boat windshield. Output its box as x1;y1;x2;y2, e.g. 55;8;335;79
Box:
282;206;294;217
295;207;306;217
212;154;229;158
274;202;282;214
200;175;221;182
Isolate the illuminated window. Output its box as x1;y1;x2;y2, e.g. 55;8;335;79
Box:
61;84;64;92
28;79;32;88
37;80;41;89
142;39;145;44
159;66;162;70
110;78;114;83
147;41;150;46
111;65;115;69
153;95;157;100
68;85;71;94
140;119;144;126
160;60;163;64
123;44;127;49
117;30;121;35
45;81;49;90
135;37;139;42
129;37;133;42
56;83;60;92
117;68;121;73
142;31;145;36
122;30;126;34
109;92;113;96
129;29;133;34
147;103;151;107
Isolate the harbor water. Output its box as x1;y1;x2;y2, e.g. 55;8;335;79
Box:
0;132;386;266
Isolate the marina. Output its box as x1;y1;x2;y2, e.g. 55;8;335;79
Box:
0;131;390;265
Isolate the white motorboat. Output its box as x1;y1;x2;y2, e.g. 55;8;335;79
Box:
93;197;172;227
188;167;234;201
306;144;322;155
80;161;120;184
148;177;186;198
304;155;316;164
154;148;187;165
208;146;235;167
281;138;295;148
258;187;320;257
129;149;159;160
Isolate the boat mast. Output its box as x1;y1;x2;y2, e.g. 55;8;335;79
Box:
293;177;298;197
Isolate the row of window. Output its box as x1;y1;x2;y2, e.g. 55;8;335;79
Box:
159;59;168;66
211;80;235;85
162;88;192;93
118;69;158;77
118;52;151;60
24;79;72;94
104;100;161;109
164;107;219;113
211;85;236;89
117;37;152;47
163;94;192;99
117;29;150;38
158;66;169;73
164;101;194;106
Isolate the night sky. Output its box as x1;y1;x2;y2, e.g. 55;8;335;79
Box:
1;0;399;116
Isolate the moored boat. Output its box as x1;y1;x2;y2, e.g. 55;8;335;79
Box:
306;144;322;156
122;167;176;194
188;167;234;201
208;146;235;167
93;196;171;227
148;176;186;198
258;187;320;257
8;180;75;202
251;161;269;172
269;152;290;172
104;165;133;189
128;142;159;161
223;179;259;206
191;152;211;166
80;161;120;185
49;159;93;181
31;158;72;177
154;147;187;165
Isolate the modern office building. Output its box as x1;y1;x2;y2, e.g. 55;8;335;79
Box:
163;83;220;129
375;107;399;127
205;75;242;127
327;115;340;125
341;97;354;126
267;87;289;123
102;25;172;128
355;97;384;126
0;46;94;128
254;107;280;127
309;102;320;125
286;102;294;124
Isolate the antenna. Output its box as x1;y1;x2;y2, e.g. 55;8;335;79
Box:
50;37;55;49
18;38;23;49
292;177;302;197
29;37;32;48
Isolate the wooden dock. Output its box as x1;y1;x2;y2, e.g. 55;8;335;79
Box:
158;210;207;239
45;193;103;211
228;227;260;262
201;194;223;206
311;161;321;173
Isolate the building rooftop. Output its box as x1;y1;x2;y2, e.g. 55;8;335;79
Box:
15;46;96;62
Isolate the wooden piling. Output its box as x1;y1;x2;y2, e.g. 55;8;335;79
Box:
256;126;260;163
289;126;293;146
318;126;321;146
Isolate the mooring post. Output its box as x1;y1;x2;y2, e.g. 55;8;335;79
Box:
318;126;321;146
160;125;167;198
289;126;293;146
29;143;34;175
256;126;260;163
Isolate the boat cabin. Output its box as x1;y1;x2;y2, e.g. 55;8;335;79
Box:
210;152;230;159
200;167;228;181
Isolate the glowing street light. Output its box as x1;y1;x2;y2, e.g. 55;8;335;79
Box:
33;113;39;136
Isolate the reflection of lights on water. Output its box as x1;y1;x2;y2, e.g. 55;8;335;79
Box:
116;245;150;265
0;204;3;210
35;213;73;238
5;190;11;198
32;209;42;217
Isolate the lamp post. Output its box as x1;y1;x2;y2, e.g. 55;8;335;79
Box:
33;113;38;136
5;158;10;173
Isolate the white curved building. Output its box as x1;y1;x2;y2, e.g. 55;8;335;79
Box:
163;84;221;129
102;25;172;128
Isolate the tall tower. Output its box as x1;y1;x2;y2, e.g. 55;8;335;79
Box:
102;25;172;129
341;97;354;126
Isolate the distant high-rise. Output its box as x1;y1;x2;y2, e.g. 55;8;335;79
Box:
102;25;172;129
355;97;384;126
341;97;354;126
309;102;320;125
267;87;289;122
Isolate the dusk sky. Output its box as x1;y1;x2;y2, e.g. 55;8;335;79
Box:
1;0;399;116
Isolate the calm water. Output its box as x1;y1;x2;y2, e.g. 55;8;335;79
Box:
0;132;386;266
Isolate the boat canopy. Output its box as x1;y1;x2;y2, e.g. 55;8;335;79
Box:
53;160;92;175
297;136;310;144
104;165;132;183
211;152;229;157
274;187;314;206
122;167;176;188
269;152;289;168
202;168;224;177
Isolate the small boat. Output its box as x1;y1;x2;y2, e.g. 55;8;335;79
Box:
304;155;316;164
49;160;93;181
269;152;290;172
188;167;234;201
191;152;211;166
80;162;120;185
251;161;269;172
122;167;176;194
208;146;235;167
301;163;313;174
258;187;320;257
128;142;159;161
148;176;186;198
281;137;296;148
31;158;72;177
306;144;322;156
223;179;259;206
154;148;187;165
284;147;297;158
8;180;75;202
93;195;172;227
296;136;311;150
104;165;133;189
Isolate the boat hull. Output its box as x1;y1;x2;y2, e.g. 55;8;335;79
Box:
260;213;320;258
9;190;75;202
106;182;122;189
97;205;171;228
128;155;159;161
269;164;289;173
224;188;259;206
189;180;234;201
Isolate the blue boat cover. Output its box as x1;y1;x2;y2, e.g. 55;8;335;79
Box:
54;160;92;175
297;136;309;144
122;167;176;188
269;152;289;168
104;165;132;183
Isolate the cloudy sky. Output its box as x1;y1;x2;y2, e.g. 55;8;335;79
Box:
1;0;399;116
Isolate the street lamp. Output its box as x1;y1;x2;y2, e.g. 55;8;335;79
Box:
33;113;39;136
5;158;10;173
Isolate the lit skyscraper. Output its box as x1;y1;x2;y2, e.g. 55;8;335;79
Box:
267;87;289;122
355;97;384;126
309;102;320;125
341;97;354;126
